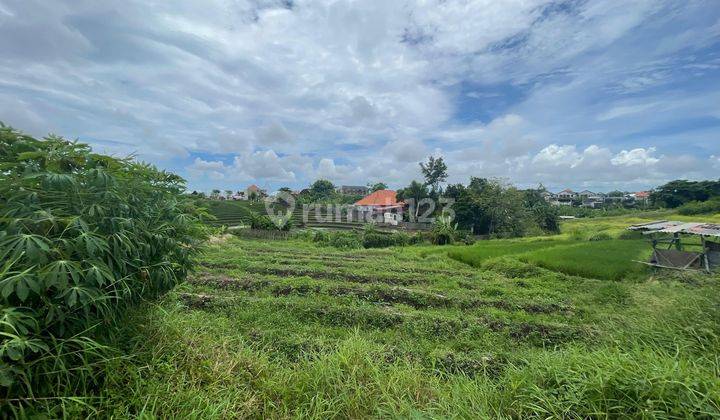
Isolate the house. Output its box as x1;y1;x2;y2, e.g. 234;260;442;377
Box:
246;184;267;199
353;189;405;222
578;190;605;207
578;190;595;200
556;189;577;201
634;191;651;204
337;185;369;195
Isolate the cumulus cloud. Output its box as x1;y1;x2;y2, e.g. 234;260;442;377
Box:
1;0;718;192
254;122;292;147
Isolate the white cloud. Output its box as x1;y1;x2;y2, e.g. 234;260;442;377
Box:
1;0;718;192
254;122;292;147
611;147;660;166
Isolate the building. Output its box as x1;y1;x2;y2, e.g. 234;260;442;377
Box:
556;189;577;201
541;191;554;202
633;191;651;204
246;184;267;200
337;185;369;195
353;189;405;221
578;190;605;207
578;190;595;200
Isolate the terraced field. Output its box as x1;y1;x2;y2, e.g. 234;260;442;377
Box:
203;199;267;226
92;235;720;418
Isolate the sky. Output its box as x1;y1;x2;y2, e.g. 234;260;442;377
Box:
1;0;719;193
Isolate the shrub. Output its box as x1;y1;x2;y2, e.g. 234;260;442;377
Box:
249;212;292;231
0;125;206;403
392;232;411;246
327;231;362;249
363;232;395;248
313;230;330;243
677;198;720;215
408;232;430;245
431;215;456;245
453;230;476;245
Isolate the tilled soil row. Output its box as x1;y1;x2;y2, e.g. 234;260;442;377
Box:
177;292;587;347
187;273;574;315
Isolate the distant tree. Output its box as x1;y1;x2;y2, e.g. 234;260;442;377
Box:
445;178;553;237
651;179;720;208
248;191;259;202
279;187;293;194
420;156;448;193
397;180;430;220
524;187;559;233
210;189;221;200
523;186;548;208
224;190;233;199
369;182;388;192
310;179;336;199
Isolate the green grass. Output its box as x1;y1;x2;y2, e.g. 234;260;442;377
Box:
202;199;266;226
23;214;720;418
517;239;650;280
446;239;573;268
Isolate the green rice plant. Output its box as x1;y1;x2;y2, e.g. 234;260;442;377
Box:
447;239;571;268
0;125;206;410
517;240;650;280
587;231;612;241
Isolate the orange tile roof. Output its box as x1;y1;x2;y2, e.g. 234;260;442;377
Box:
354;189;401;206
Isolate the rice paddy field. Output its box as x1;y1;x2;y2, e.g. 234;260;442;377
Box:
59;213;720;418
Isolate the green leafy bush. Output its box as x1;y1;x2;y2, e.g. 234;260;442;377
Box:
313;228;413;249
0;125;205;403
431;215;456;245
677;198;720;215
408;232;430;245
328;232;362;249
249;211;292;231
362;232;396;248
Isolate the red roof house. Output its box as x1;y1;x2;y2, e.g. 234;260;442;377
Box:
354;189;401;207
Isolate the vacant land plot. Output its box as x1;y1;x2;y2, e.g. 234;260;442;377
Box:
76;232;720;418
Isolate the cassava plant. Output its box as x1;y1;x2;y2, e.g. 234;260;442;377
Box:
0;124;206;408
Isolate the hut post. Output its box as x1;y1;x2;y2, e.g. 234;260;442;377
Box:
701;235;711;273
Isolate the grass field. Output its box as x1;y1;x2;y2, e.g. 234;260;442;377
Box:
443;239;650;281
51;214;720;418
203;200;267;226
